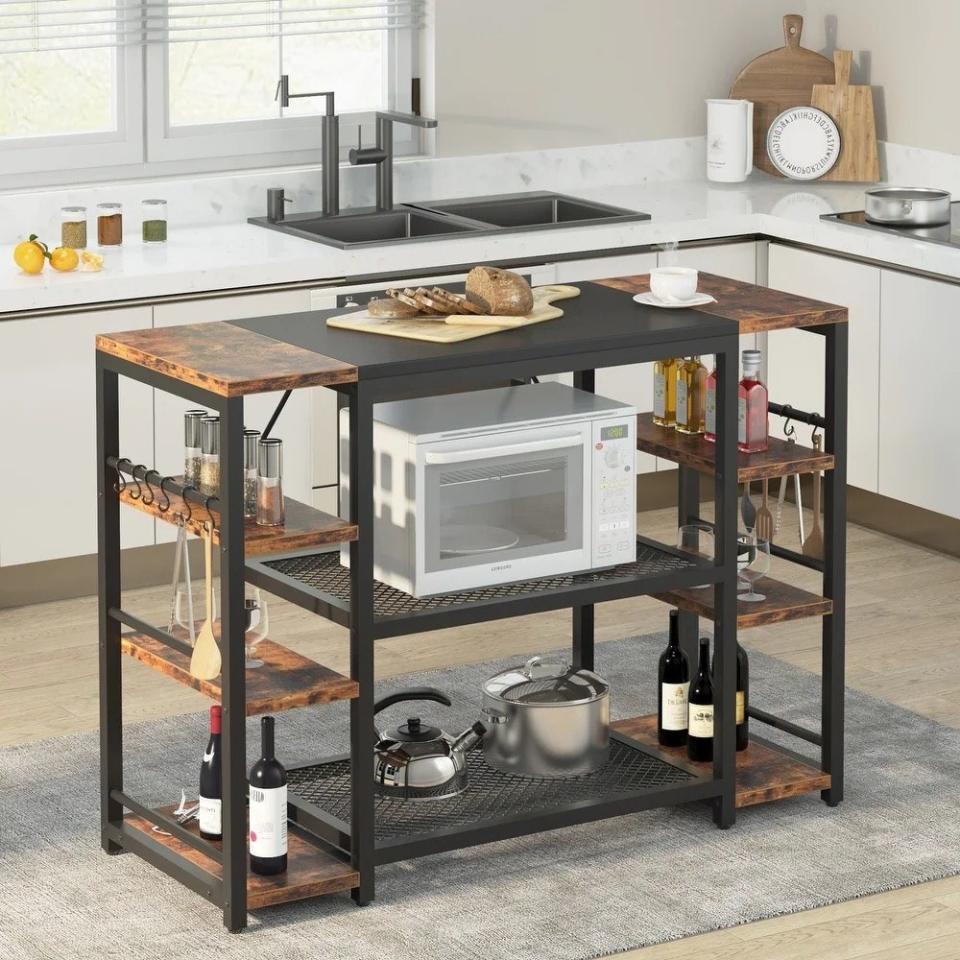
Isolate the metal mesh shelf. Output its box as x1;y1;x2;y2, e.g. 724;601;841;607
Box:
287;738;698;843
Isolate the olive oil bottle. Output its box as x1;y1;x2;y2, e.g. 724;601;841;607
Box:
676;356;708;435
653;357;679;428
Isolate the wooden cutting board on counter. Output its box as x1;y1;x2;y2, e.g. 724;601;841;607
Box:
326;285;581;343
811;50;880;182
729;14;836;177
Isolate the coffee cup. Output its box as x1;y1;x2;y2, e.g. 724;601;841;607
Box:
649;267;698;302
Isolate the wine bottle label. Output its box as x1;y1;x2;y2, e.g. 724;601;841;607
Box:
737;397;747;443
198;795;221;835
688;703;714;739
736;690;745;725
661;681;690;730
653;373;666;418
676;381;689;424
705;387;716;435
249;785;287;858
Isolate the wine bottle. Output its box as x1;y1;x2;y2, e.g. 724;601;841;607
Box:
249;715;287;876
658;610;690;746
712;643;750;751
687;638;714;762
198;705;222;841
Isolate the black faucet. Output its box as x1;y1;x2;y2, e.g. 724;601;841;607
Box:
348;111;438;212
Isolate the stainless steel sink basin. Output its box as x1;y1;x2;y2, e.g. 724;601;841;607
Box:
248;191;649;248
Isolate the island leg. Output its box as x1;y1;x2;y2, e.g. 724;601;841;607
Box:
676;465;701;666
573;368;597;672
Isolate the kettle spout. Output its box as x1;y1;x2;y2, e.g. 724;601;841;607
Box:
451;720;486;755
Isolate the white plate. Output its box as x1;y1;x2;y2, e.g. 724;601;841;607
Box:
766;106;841;181
632;291;717;310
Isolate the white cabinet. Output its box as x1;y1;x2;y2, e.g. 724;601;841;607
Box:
879;270;960;518
0;306;155;566
153;290;316;539
767;245;881;492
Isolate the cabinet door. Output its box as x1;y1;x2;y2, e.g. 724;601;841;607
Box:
879;270;960;517
153;290;315;540
767;245;880;492
0;306;154;566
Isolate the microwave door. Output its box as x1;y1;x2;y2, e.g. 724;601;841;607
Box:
416;428;593;595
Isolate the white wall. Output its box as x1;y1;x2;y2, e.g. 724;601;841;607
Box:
433;0;789;156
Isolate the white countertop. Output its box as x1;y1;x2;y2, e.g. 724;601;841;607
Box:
4;173;960;316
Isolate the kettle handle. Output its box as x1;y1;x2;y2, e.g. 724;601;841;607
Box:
374;686;452;715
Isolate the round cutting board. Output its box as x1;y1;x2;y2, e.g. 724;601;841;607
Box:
729;14;836;177
766;107;841;180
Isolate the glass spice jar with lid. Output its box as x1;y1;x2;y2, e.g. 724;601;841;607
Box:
200;415;220;494
184;409;207;486
97;202;123;246
60;206;87;249
256;438;285;527
243;429;260;519
142;199;167;244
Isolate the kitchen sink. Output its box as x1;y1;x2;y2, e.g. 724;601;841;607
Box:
248;191;649;248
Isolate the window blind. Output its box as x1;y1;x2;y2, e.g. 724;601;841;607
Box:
0;0;424;54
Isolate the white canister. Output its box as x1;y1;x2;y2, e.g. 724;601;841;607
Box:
706;99;754;183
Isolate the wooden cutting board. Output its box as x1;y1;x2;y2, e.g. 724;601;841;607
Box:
811;50;880;182
326;285;581;343
729;14;836;177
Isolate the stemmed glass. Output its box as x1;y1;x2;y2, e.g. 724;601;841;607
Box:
737;532;770;602
677;523;714;589
244;585;269;669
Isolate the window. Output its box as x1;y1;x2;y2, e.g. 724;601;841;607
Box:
0;1;427;185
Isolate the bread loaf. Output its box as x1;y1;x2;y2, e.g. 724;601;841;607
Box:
367;297;420;319
465;266;533;316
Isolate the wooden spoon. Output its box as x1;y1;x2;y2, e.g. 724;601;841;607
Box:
189;523;221;681
802;436;824;560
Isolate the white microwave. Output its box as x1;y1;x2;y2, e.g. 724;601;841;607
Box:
340;382;637;597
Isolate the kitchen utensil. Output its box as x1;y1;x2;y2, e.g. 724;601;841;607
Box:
372;687;486;800
803;435;825;559
632;291;717;309
326;285;580;342
738;532;771;603
729;14;835;177
650;266;698;301
811;50;880;182
755;479;774;542
766;106;841;180
705;99;754;183
189;523;221;681
482;656;610;778
740;481;756;531
864;187;952;226
167;519;196;645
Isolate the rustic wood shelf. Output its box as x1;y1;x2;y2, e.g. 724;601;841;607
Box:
125;806;358;908
118;484;357;557
612;715;831;807
653;576;832;628
120;631;358;715
635;412;834;482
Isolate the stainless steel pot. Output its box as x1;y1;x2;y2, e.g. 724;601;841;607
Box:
481;656;609;778
865;187;952;226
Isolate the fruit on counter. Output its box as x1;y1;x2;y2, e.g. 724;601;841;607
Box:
465;266;534;316
13;235;48;274
79;251;104;272
49;246;80;272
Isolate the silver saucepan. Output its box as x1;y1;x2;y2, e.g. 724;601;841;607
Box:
481;656;610;778
864;187;951;226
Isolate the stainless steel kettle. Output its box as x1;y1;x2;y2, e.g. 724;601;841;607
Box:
373;687;486;800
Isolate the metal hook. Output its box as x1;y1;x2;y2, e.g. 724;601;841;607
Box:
113;457;130;495
179;484;196;525
129;464;145;501
141;469;158;506
780;404;797;441
205;495;220;537
811;420;823;449
158;476;173;513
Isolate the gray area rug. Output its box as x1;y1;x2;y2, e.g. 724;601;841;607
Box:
2;634;960;960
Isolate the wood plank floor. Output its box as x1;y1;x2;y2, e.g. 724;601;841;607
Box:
2;503;959;958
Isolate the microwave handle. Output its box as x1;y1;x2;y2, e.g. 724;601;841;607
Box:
424;434;582;465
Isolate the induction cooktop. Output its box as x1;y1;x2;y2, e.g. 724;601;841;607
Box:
822;202;960;249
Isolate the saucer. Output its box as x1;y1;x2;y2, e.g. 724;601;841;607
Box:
633;291;717;309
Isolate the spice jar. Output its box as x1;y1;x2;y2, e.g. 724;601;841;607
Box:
184;409;206;485
97;202;123;246
200;416;220;494
243;429;260;519
256;438;285;527
60;206;87;249
142;199;167;244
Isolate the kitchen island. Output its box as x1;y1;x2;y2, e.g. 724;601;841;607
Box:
94;273;846;931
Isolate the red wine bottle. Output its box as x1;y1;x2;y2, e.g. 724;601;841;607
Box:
249;716;287;876
657;610;689;747
198;705;222;840
713;643;750;751
687;638;714;762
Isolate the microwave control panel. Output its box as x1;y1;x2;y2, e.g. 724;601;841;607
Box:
591;417;637;563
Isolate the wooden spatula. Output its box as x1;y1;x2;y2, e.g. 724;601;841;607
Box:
802;436;825;560
190;523;221;681
755;478;775;543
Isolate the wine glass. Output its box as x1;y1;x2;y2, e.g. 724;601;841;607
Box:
677;523;714;589
244;586;268;669
737;532;770;602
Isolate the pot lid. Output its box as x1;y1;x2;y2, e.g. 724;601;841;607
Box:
484;656;609;705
